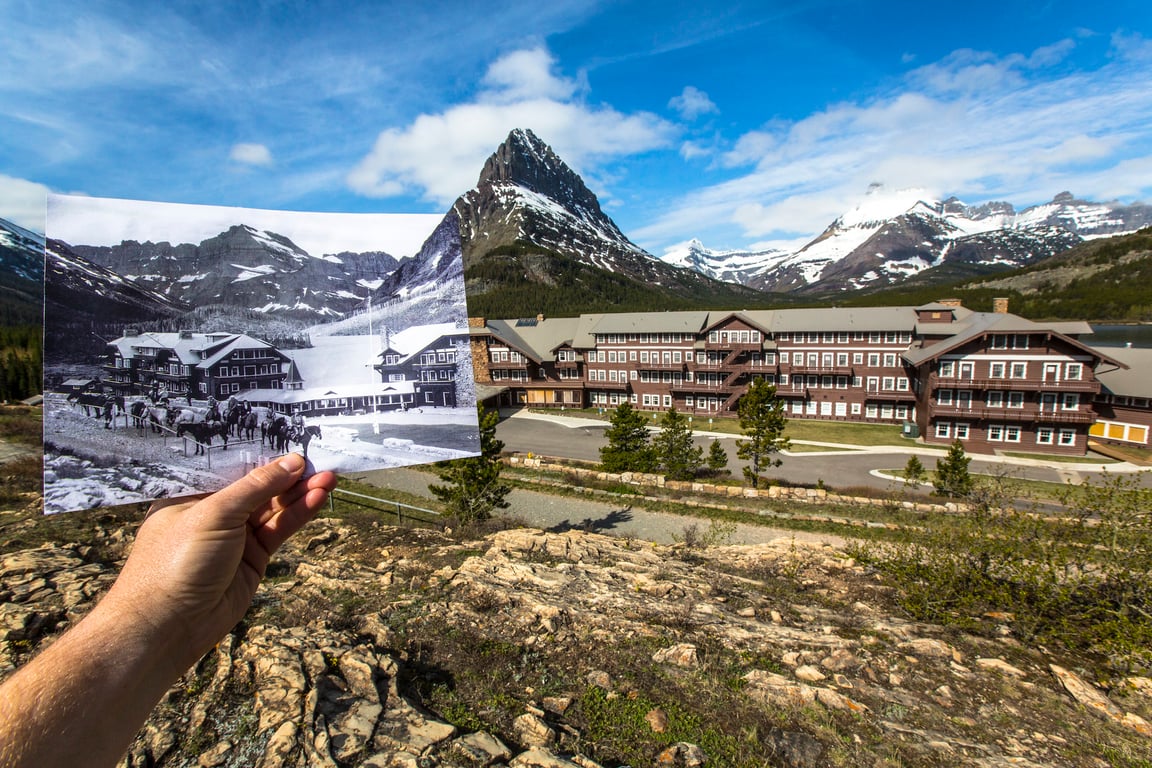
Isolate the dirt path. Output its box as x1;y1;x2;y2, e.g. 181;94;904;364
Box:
350;466;848;548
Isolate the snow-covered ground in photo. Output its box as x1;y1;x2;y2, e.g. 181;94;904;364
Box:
42;392;479;515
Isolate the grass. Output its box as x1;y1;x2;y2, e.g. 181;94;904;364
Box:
881;467;1076;502
527;407;910;446
1002;450;1118;464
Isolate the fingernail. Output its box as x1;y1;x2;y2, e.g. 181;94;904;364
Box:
277;453;305;473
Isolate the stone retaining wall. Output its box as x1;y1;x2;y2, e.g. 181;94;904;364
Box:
505;455;958;514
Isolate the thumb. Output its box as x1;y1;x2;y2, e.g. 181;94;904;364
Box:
206;453;308;528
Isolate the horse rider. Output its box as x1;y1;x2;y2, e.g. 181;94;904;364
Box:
206;397;221;423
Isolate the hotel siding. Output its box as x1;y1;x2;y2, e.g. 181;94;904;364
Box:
469;302;1137;457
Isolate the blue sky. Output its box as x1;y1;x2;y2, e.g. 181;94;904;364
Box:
3;0;1151;256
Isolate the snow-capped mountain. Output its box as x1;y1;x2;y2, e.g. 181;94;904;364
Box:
0;217;46;325
664;186;1152;294
70;225;401;320
453;128;757;313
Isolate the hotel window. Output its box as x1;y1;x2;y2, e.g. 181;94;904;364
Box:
869;332;881;343
851;403;862;415
853;353;863;364
1065;363;1082;380
608;351;617;363
1008;392;1024;408
954;422;970;440
852;376;862;387
1010;362;1027;379
1062;393;1079;410
939;360;955;377
837;353;849;366
821;375;833;388
883;354;897;367
882;376;895;390
838;332;849;343
991;334;1008;350
823;332;834;343
630;350;637;361
990;362;1006;378
779;374;789;385
885;332;898;343
1005;426;1022;443
897;377;909;391
988;424;1004;441
1058;429;1076;446
663;395;672;407
868;353;880;367
751;331;761;342
1037;427;1054;445
895;405;909;419
938;389;954;405
1013;335;1030;349
709;331;718;343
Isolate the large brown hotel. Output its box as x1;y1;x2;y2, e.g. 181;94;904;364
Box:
470;300;1152;457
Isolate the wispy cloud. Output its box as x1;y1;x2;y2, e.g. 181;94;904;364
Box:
669;86;718;120
634;35;1152;249
347;47;677;205
230;143;274;167
0;175;51;231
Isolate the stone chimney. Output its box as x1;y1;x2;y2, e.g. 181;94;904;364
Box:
993;297;1010;314
124;327;139;337
536;313;545;324
938;298;963;308
467;317;487;328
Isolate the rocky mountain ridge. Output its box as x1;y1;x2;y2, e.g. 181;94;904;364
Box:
71;225;401;321
0;217;47;325
664;187;1152;294
452;129;761;316
2;507;1149;768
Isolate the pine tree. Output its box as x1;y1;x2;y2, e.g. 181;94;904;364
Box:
933;439;973;498
735;379;790;488
653;406;703;481
903;455;927;487
707;439;729;473
599;401;656;473
428;405;510;523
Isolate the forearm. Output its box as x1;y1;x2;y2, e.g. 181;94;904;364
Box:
0;597;188;768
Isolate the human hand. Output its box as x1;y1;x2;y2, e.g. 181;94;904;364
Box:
102;453;337;673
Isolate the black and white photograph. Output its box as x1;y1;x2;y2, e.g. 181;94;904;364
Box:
43;194;480;515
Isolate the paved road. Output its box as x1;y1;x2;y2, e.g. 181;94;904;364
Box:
348;466;846;548
492;410;1151;492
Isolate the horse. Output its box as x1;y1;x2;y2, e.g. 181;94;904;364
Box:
176;420;228;455
293;425;322;459
68;391;107;418
266;416;290;453
226;402;253;437
241;411;259;441
129;400;149;430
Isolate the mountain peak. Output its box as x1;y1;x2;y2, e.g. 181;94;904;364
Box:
475;129;601;215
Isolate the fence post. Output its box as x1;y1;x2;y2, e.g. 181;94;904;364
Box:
396;501;402;526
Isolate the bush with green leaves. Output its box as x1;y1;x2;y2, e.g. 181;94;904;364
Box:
849;472;1152;673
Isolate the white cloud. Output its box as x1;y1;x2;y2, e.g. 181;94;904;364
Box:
348;47;676;205
230;143;274;167
0;175;52;233
668;86;718;120
634;36;1152;249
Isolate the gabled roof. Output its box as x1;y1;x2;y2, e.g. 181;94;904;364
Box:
1091;346;1152;398
904;312;1122;367
589;311;710;335
740;306;919;334
484;316;584;364
379;322;468;365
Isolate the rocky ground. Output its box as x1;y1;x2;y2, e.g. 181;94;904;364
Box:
2;501;1151;767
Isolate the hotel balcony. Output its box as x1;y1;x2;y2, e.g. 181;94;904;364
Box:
930;404;1094;424
929;374;1101;394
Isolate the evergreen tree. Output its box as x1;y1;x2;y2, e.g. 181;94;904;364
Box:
653;406;703;481
933;439;974;498
599;401;656;473
429;405;510;523
735;379;790;488
707;439;729;473
903;455;927;487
